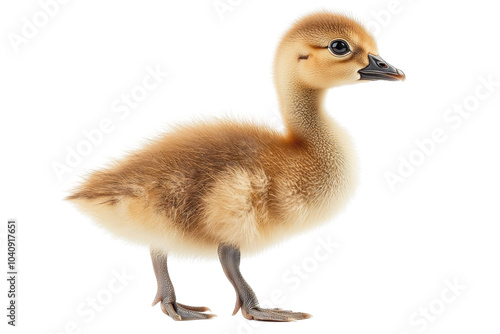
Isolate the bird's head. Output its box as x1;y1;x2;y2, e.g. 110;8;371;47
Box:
275;12;405;91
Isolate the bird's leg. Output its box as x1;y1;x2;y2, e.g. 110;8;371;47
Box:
150;248;215;320
217;243;311;321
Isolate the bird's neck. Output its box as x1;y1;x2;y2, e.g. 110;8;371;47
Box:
279;83;334;149
277;78;358;179
277;80;358;204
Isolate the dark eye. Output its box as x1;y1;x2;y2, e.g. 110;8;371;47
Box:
329;39;350;56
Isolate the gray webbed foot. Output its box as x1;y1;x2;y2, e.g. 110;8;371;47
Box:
151;249;216;321
153;298;215;321
218;243;312;322
242;306;311;322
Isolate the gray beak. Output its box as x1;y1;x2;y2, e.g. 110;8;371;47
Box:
358;54;405;81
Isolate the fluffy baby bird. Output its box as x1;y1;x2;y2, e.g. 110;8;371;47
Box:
68;12;404;321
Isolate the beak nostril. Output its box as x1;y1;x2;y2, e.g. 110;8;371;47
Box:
360;54;404;81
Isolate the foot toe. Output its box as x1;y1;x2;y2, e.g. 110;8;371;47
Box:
158;302;215;321
245;307;311;322
177;303;211;312
176;304;216;320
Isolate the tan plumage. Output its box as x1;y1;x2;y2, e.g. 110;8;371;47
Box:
67;12;401;259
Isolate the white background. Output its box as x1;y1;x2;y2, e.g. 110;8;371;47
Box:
1;0;500;333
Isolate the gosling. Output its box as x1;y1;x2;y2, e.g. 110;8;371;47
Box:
67;12;405;321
